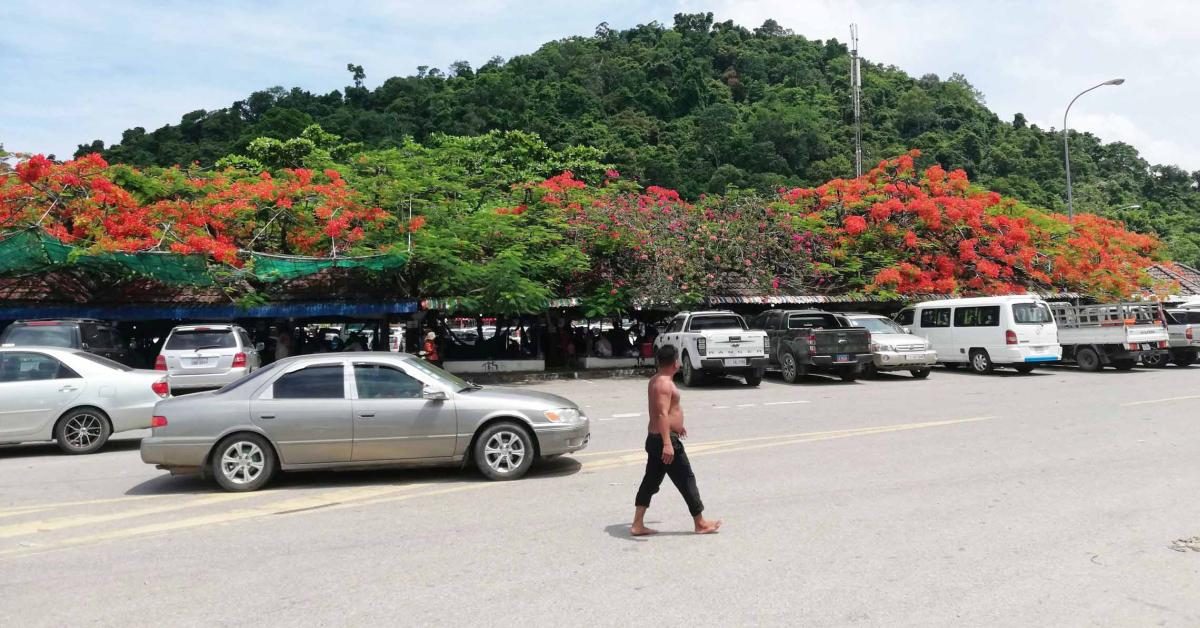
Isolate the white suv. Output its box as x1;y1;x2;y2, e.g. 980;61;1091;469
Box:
654;311;768;387
156;324;261;391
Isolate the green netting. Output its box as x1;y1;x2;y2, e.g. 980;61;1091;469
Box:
249;252;408;282
0;231;406;286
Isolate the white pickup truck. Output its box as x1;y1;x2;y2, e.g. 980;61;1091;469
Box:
654;311;769;387
1050;302;1169;371
1142;308;1200;367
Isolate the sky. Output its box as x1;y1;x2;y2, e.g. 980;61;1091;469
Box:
2;0;1197;171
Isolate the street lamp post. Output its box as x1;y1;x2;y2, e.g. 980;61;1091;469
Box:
1064;78;1125;222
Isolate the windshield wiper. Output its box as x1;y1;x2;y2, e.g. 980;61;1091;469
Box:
194;345;224;351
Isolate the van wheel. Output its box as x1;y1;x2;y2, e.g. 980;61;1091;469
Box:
680;353;702;388
969;350;993;374
1013;364;1035;374
1076;347;1102;372
1141;352;1169;368
910;367;931;379
474;422;535;481
780;352;803;384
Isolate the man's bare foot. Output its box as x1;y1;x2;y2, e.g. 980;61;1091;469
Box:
694;518;722;534
630;525;659;537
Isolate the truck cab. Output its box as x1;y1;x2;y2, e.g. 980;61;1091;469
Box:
653;311;768;387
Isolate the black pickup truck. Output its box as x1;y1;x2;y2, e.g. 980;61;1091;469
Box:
749;310;873;382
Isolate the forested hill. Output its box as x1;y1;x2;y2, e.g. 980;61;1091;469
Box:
79;13;1200;264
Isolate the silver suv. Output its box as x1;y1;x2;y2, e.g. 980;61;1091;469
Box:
157;324;261;390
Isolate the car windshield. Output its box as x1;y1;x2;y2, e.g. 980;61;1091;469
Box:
213;362;281;395
72;351;133;372
850;317;905;334
165;330;236;350
405;358;475;391
688;315;746;331
2;325;75;348
1012;302;1054;324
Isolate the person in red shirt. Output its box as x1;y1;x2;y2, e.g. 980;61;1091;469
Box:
421;331;442;367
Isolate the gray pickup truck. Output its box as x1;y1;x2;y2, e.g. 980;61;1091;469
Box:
749;310;873;383
1141;308;1200;367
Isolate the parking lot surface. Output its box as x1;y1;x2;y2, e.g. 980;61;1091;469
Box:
2;366;1199;627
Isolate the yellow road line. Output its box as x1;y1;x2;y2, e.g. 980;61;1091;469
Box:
0;493;193;517
0;416;994;559
0;492;261;539
1120;395;1200;407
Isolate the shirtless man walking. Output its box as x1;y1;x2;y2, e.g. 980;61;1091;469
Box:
631;344;722;536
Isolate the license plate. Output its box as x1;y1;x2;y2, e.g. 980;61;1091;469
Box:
725;358;747;367
190;358;211;366
905;353;925;361
1140;343;1152;351
836;354;851;363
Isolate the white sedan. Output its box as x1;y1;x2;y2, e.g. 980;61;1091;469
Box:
0;347;169;454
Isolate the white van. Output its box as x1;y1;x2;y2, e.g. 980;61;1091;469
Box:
895;295;1062;373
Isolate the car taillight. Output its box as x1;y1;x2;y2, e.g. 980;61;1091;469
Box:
1188;327;1194;340
807;333;816;349
154;355;166;371
762;336;769;354
696;339;706;357
1159;340;1169;349
232;352;247;368
150;416;168;428
1005;330;1018;345
152;379;169;397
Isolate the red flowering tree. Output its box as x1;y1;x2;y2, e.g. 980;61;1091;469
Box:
0;154;404;267
775;151;1165;299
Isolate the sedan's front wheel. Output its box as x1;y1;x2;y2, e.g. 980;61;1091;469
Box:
212;434;277;492
475;422;535;481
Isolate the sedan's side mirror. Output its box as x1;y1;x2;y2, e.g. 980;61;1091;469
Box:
422;386;448;401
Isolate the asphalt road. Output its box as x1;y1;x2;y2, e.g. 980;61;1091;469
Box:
2;365;1199;627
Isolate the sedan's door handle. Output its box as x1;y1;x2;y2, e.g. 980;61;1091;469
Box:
259;415;276;420
358;413;376;418
59;386;78;392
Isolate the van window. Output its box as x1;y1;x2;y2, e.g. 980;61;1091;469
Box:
1012;302;1053;325
954;306;1001;327
919;308;951;328
895;309;914;326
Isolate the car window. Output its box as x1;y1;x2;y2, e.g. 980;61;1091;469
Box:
215;362;280;395
237;330;254;349
895;309;914;326
1186;312;1200;325
72;351;133;372
788;314;839;330
850;317;905;334
165;330;237;350
687;315;746;331
2;325;76;348
667;317;685;333
272;364;346;399
0;352;80;382
354;364;424;399
954;306;1001;328
95;327;120;349
1012;302;1053;325
920;308;951;328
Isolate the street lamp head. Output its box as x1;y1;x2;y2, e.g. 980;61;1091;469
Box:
1104;78;1126;86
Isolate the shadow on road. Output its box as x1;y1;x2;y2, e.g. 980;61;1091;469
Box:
125;454;583;495
762;371;861;386
603;521;699;542
0;437;142;460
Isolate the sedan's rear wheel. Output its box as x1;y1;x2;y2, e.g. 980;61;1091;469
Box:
55;409;112;455
475;422;534;481
212;434;276;492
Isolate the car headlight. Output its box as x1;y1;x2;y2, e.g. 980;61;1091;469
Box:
544;408;581;423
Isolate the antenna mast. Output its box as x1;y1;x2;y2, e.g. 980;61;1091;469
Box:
850;23;863;177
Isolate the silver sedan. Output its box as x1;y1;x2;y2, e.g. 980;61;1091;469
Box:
0;347;169;453
140;353;591;491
